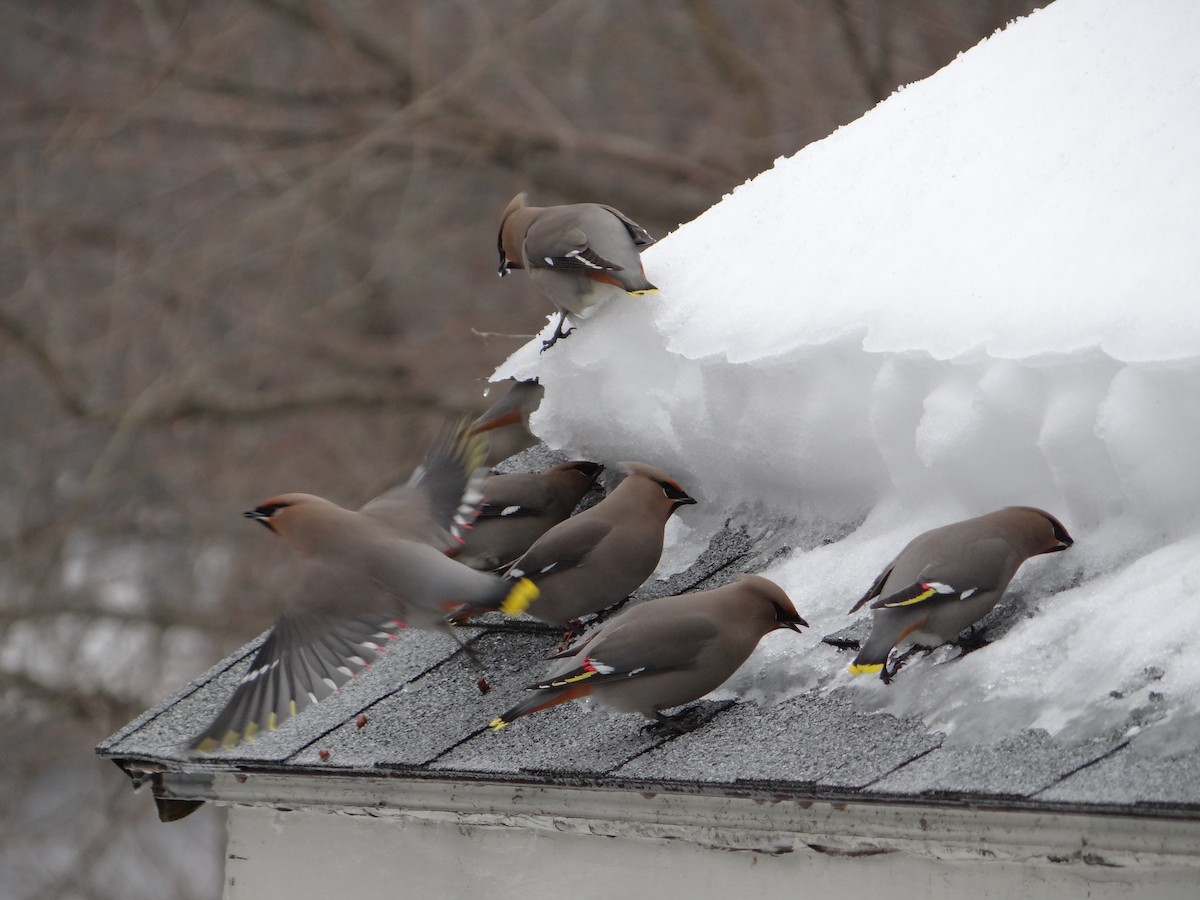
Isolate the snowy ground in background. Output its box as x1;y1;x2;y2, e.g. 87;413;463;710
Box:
495;0;1200;758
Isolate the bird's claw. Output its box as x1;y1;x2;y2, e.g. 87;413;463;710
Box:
540;325;575;353
880;646;923;683
552;622;583;654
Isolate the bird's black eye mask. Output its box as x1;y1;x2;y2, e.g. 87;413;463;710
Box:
1040;512;1074;551
658;480;697;508
497;236;514;275
244;502;290;530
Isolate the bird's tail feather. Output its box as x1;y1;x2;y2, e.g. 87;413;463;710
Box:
848;629;897;676
489;684;589;731
499;577;538;616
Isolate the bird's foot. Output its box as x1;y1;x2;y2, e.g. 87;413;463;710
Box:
540;324;575;352
445;626;485;669
447;606;476;627
642;707;704;738
554;626;580;654
881;646;924;683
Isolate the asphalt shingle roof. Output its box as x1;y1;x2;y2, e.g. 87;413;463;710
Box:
97;446;1200;820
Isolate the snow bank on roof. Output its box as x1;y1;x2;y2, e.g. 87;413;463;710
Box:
653;0;1200;364
495;0;1200;755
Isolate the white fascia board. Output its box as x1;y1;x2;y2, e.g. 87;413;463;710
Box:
160;771;1200;869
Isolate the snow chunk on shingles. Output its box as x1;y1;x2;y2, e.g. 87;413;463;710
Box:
496;0;1200;756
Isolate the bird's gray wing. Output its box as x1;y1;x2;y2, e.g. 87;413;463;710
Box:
528;227;625;273
505;517;613;581
360;419;487;548
476;474;557;518
536;610;719;687
188;603;403;753
597;204;655;246
867;536;1016;611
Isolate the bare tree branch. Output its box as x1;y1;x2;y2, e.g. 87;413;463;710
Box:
0;307;91;419
831;0;893;104
250;0;416;92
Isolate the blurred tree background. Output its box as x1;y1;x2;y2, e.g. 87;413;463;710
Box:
0;1;1039;896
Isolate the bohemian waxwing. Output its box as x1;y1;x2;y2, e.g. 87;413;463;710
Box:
490;575;807;731
471;378;544;467
189;421;538;752
454;460;603;571
497;192;657;350
847;506;1073;681
502;462;696;626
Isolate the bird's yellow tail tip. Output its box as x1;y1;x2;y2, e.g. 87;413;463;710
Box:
489;717;509;731
848;662;884;675
501;578;538;616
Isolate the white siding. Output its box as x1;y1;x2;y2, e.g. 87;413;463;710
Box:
214;778;1200;900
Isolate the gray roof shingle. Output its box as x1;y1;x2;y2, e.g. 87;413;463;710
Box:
97;446;1200;820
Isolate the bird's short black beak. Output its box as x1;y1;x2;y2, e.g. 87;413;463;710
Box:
776;607;808;632
780;616;808;633
659;480;697;511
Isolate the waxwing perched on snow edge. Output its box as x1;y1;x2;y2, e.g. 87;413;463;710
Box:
502;462;697;627
847;506;1073;682
497;193;657;350
188;421;538;753
453;460;603;571
490;575;807;732
470;378;544;468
